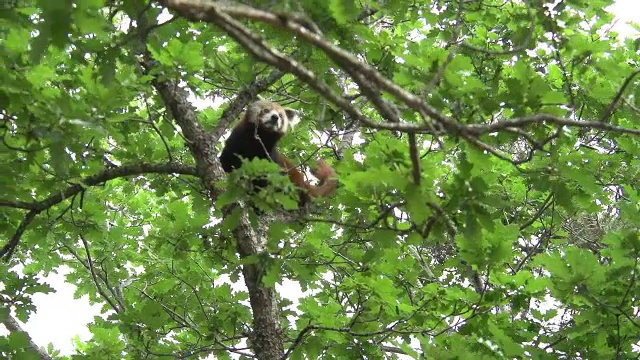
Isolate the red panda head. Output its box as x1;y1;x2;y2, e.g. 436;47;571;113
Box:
246;100;300;134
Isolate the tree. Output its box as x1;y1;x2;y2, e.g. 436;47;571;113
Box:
1;0;640;358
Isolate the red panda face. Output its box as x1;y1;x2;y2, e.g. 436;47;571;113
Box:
259;108;288;133
248;100;300;134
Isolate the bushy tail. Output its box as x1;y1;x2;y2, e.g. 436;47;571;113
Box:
308;159;338;197
278;156;337;198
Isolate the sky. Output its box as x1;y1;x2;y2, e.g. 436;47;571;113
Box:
2;0;639;356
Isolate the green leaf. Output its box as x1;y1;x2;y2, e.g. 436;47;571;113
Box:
0;308;8;322
328;0;359;24
3;1;640;358
487;320;524;357
8;331;30;350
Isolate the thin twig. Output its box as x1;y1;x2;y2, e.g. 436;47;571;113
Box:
599;69;640;123
80;234;122;313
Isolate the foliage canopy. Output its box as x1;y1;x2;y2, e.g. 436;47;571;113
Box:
1;0;640;359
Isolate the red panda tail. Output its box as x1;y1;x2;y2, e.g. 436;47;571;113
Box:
308;159;338;197
277;155;337;199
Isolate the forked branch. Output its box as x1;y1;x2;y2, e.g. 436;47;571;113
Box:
0;162;197;261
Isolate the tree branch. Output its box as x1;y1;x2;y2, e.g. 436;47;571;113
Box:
158;1;445;120
465;113;640;137
135;12;287;359
599;69;640;123
1;162;197;213
1;311;53;360
157;0;640;164
408;133;421;185
79;234;123;313
0;162;196;260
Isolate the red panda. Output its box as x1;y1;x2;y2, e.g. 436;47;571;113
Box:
219;100;337;206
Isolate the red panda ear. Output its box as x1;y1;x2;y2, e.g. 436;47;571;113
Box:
284;108;301;128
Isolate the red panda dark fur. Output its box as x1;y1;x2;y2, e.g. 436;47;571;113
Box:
219;100;337;205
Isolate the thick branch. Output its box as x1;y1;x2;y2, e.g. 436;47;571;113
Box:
0;162;197;213
1;211;38;261
156;0;374;126
0;199;35;210
142;59;223;185
159;0;640;146
1;312;53;360
158;0;460;131
465;113;640;137
0;162;196;260
137;21;286;360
